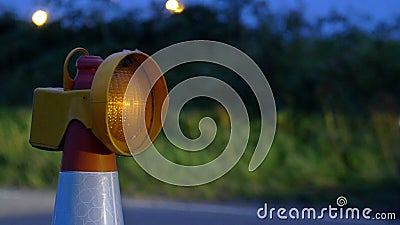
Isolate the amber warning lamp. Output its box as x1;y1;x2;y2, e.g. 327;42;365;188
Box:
30;47;168;159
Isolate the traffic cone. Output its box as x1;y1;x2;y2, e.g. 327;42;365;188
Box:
30;47;168;225
51;55;124;225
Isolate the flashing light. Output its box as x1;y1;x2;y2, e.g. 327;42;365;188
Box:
30;48;168;156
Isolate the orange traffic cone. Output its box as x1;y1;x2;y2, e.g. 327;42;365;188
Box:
51;55;124;225
31;47;168;225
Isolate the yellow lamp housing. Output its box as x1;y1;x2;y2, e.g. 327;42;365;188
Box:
30;88;92;150
30;48;168;156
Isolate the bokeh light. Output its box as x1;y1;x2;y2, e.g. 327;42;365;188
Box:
32;10;48;27
165;0;184;14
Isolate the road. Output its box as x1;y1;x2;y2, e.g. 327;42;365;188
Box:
0;189;397;225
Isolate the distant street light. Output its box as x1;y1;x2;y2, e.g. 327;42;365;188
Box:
165;0;184;14
32;10;48;27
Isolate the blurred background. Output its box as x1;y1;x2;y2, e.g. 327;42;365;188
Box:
0;0;399;211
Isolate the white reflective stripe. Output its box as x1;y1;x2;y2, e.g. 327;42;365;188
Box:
52;171;124;225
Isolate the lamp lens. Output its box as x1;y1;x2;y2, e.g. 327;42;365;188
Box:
107;56;152;148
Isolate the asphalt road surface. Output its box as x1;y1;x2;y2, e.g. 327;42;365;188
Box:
0;189;397;225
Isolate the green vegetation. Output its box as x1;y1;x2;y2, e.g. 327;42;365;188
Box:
1;108;398;205
1;1;400;113
0;108;61;187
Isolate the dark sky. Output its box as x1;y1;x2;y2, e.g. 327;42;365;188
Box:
1;0;400;29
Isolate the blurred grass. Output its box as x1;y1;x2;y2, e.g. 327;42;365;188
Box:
0;108;61;187
0;107;399;205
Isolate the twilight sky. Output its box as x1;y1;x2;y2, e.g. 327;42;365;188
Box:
1;0;399;28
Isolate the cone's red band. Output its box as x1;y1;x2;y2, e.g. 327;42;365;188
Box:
61;55;117;172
